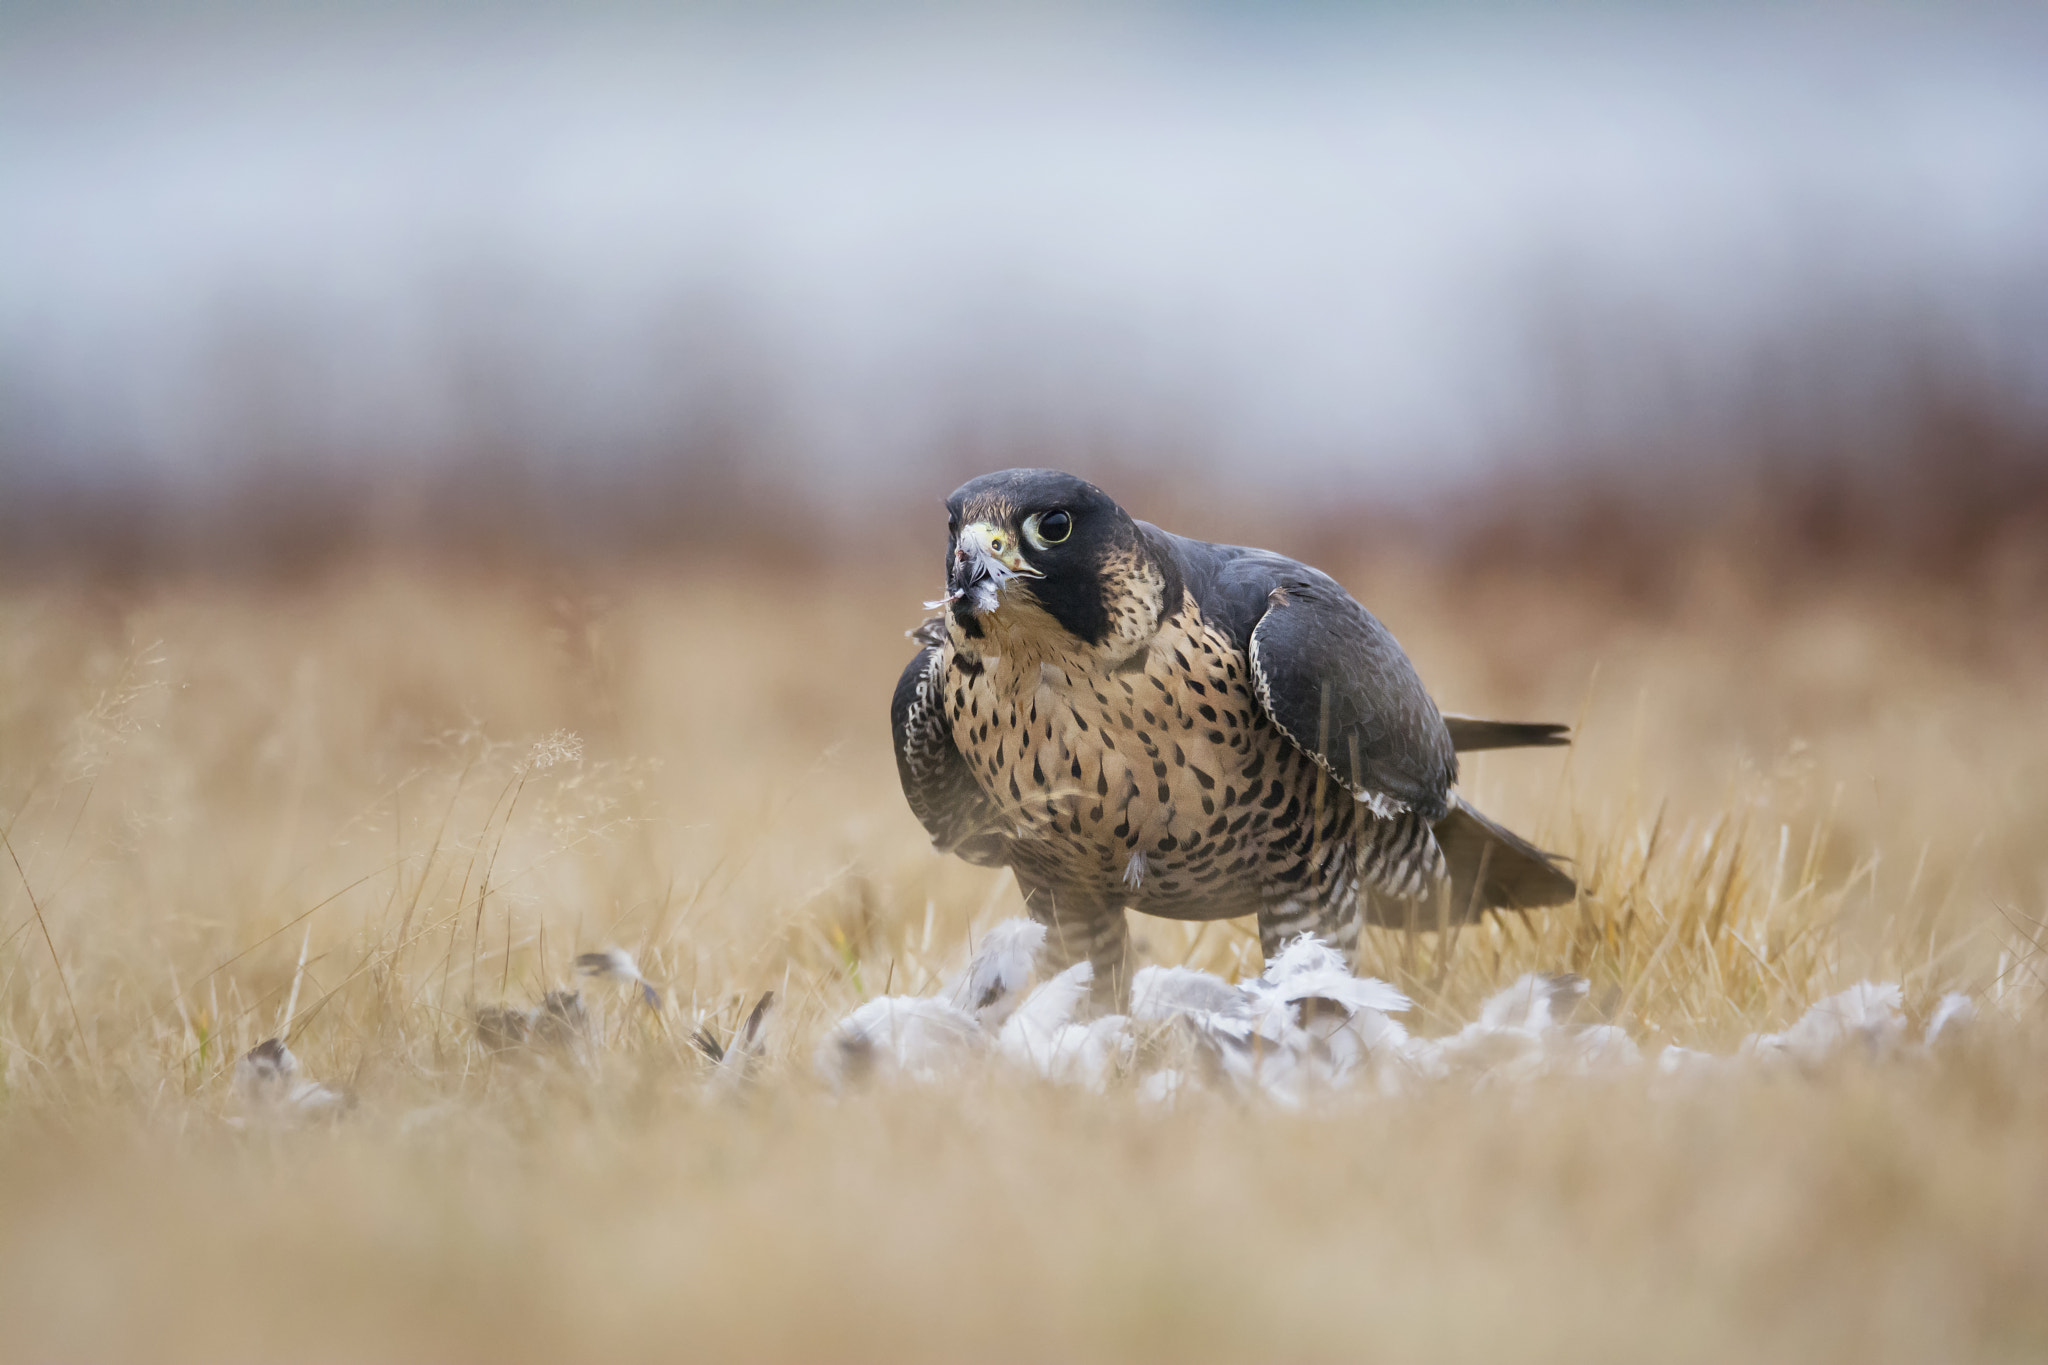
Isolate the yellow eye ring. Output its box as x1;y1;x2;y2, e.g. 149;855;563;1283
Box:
1024;510;1072;549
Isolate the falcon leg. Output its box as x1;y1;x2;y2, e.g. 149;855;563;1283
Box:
1256;837;1363;963
1017;881;1130;1013
1257;893;1360;962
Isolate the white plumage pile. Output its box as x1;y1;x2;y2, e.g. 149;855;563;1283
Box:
808;919;1986;1105
802;916;1982;1113
227;920;1992;1122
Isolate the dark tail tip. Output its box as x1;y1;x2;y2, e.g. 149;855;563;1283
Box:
1443;717;1572;753
1433;800;1577;921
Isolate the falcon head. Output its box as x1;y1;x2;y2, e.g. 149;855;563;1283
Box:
940;469;1145;644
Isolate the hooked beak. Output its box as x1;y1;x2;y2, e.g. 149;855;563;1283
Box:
933;520;1041;616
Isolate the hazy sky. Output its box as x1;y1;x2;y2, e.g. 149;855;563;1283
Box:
5;2;2048;503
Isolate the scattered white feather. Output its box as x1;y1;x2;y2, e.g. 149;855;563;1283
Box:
1241;935;1408;1044
1042;1016;1135;1092
1413;973;1587;1079
704;991;777;1092
1476;972;1588;1034
1258;933;1353;987
1000;963;1094;1046
1142;936;1419;1103
1559;1023;1643;1074
1123;850;1147;888
944;918;1048;1029
815;996;988;1090
575;947;662;1009
1136;1068;1193;1108
1655;1045;1731;1078
1924;992;1978;1049
998;963;1133;1091
1184;1011;1308;1109
1743;981;1906;1067
1130;965;1251;1023
1268;966;1411;1018
233;1039;350;1120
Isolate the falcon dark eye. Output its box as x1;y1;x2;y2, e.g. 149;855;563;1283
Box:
1027;509;1073;548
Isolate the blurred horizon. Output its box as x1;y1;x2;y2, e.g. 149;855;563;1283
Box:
5;0;2048;566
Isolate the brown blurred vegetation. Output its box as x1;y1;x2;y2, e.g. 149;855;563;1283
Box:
8;338;2045;619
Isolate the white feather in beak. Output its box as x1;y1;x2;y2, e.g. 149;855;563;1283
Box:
944;520;1043;616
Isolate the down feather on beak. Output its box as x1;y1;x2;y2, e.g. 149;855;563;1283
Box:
927;520;1042;615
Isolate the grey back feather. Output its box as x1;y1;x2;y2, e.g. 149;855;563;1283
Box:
1165;543;1454;819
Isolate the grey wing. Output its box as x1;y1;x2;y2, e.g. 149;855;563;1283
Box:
1245;575;1456;822
890;646;1009;867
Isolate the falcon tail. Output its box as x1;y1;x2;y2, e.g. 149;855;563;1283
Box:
1443;716;1570;752
1429;798;1577;922
1359;800;1574;929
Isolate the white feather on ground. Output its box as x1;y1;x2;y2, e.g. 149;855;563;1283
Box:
944;919;1047;1029
814;996;988;1090
1655;1044;1730;1078
1260;948;1412;1093
1478;972;1589;1034
223;921;1992;1120
574;948;662;1009
1180;1009;1304;1108
1154;939;1406;1107
1556;1022;1643;1074
1741;981;1907;1066
703;991;777;1092
1129;964;1252;1023
1924;992;1978;1049
1136;1067;1193;1108
1407;973;1588;1080
1662;983;1934;1084
796;928;1981;1105
1254;935;1354;992
997;963;1134;1092
232;1039;350;1121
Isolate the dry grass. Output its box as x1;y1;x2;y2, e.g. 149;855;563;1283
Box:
1;544;2045;1363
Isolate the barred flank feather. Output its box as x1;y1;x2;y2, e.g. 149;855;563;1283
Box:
1357;808;1445;901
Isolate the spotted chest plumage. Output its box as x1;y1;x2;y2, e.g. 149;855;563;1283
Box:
942;596;1366;921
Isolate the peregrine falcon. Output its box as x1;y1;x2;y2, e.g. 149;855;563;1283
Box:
892;469;1575;1006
